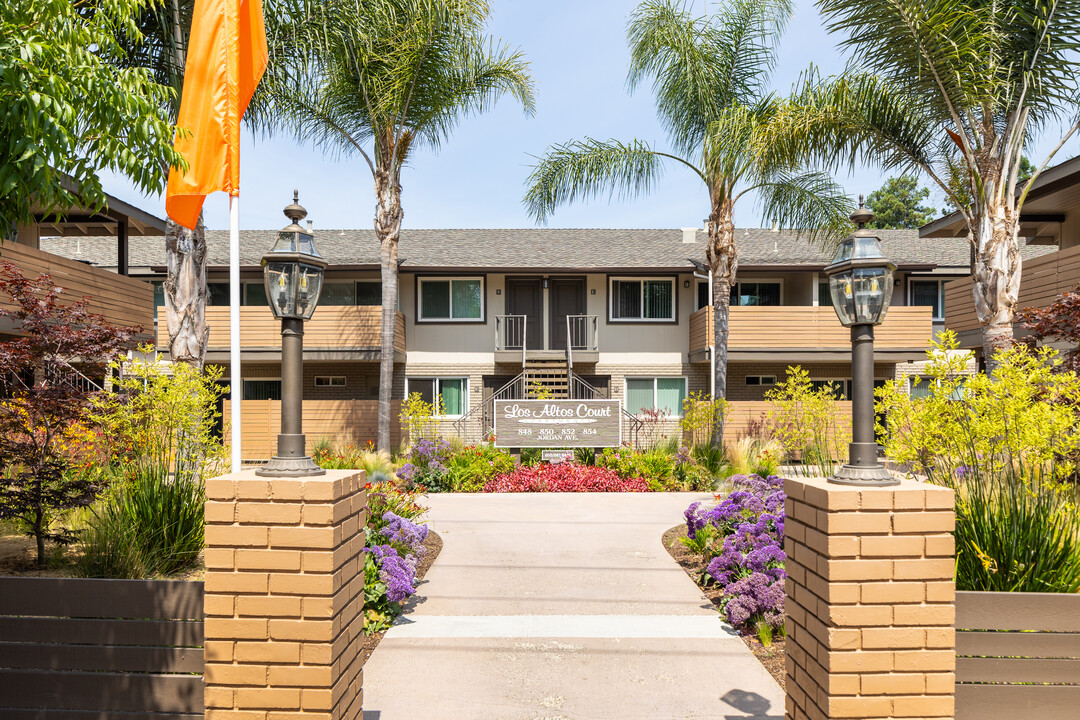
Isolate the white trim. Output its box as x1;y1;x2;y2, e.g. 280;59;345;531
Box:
405;376;470;418
622;376;688;417
417;276;485;322
609;276;677;322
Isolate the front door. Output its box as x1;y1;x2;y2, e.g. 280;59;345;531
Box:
506;277;543;350
549;277;586;351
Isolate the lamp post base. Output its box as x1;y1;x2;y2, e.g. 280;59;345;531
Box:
829;462;899;487
257;455;326;477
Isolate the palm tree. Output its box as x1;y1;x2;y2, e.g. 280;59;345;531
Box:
760;0;1080;371
259;0;535;453
523;0;851;444
108;0;210;367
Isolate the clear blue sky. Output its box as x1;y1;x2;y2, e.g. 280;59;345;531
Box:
100;0;1075;232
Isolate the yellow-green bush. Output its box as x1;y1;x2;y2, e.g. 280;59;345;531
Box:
765;366;850;477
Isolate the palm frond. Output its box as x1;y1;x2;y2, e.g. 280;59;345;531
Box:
753;170;853;246
523;138;686;223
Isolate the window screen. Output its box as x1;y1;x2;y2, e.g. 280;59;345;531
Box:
152;281;166;308
612;279;674;320
408;378;435;405
320;282;356;306
207;283;230;306
243;379;281;400
625;379;654;415
420;279;482;319
439;378;465;415
357;281;382;306
731;282;781;307
911;280;942;319
244;283;268;307
451;280;482;319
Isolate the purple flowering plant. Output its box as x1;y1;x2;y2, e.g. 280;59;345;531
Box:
362;483;432;634
682;474;787;638
396;439;453;492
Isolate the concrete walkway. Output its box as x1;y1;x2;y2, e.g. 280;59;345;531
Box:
361;492;785;720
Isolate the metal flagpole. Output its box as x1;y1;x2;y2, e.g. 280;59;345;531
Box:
230;195;242;472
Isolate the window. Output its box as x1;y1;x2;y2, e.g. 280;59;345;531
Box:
319;282;355;306
357;281;382;306
697;281;710;310
610;278;675;321
406;377;468;416
909;376;933;399
314;376;346;388
243;379;281;400
418;277;483;321
910;279;945;320
818;281;831;308
625;377;687;416
152;281;166;309
730;281;781;307
207;283;230;306
811;379;851;400
744;375;777;387
243;283;268;307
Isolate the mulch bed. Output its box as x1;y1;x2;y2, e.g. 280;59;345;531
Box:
358;529;443;666
661;524;786;689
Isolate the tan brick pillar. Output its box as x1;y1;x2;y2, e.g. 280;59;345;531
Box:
783;476;956;720
204;469;367;720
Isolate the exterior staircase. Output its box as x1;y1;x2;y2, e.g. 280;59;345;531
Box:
524;358;569;399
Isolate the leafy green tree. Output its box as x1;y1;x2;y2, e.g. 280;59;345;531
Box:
761;0;1080;371
523;0;851;444
258;0;535;453
865;175;934;229
0;0;182;237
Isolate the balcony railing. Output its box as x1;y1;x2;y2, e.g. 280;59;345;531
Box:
688;305;934;355
945;243;1080;343
567;314;598;351
0;241;153;334
495;314;527;351
156;306;405;353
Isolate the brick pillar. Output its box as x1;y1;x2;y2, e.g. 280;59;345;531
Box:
783;476;956;720
204;469;367;720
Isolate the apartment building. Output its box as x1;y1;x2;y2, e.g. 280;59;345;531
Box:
41;220;979;457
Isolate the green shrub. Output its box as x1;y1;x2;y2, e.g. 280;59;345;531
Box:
680;392;730;447
878;333;1080;592
77;465;204;578
691;443;729;477
597;446;712;491
726;437;781;478
766;366;849;477
445;445;515;492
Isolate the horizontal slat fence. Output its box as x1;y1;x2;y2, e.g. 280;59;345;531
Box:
0;577;205;720
688;305;933;354
955;590;1080;719
0;242;154;333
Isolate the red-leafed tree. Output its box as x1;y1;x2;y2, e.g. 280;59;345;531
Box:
1016;285;1080;374
0;261;138;564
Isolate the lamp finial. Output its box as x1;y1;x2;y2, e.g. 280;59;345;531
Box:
850;194;874;229
284;191;308;225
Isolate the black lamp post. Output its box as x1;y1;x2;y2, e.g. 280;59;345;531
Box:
256;192;327;477
823;198;899;487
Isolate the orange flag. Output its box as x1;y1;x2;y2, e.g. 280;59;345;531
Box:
165;0;268;230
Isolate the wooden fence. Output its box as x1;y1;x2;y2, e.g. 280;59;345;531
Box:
0;577;204;719
955;590;1080;718
227;398;402;460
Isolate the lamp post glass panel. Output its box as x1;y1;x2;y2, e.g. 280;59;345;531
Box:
256;192;327;477
823;200;899;486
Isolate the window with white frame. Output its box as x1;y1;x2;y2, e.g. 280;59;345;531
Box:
418;277;484;321
610;277;676;321
314;376;346;387
406;377;468;416
909;279;945;320
625;377;687;416
744;375;777;387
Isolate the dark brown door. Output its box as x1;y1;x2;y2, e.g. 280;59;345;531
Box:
505;277;543;350
549;277;586;351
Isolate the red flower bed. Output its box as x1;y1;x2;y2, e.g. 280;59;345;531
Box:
483;463;650;493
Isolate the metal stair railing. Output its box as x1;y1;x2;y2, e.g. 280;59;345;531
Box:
568;369;643;448
452;371;526;441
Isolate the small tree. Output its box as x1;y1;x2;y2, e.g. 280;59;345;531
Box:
765;366;850;477
0;262;137;564
1016;285;1080;373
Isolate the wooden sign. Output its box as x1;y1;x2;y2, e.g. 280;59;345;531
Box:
493;399;622;448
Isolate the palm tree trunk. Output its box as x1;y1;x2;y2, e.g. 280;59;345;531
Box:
971;204;1022;375
164;214;208;368
375;170;403;454
707;200;737;448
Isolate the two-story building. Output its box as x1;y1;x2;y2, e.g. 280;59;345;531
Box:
43;221;976;458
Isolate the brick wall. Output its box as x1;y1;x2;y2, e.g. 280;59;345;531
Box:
784;476;956;720
204;469;367;720
726;362;898;401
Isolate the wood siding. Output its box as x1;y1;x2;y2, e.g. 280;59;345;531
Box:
955;590;1080;719
0;242;153;332
689;305;934;354
156;306;406;353
0;577;204;719
227;398;401;460
945;243;1080;340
